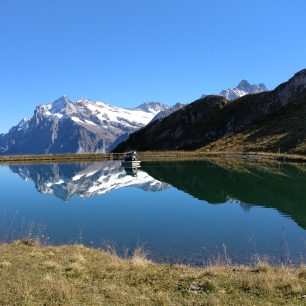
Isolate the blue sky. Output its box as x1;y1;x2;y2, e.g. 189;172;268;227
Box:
0;0;305;132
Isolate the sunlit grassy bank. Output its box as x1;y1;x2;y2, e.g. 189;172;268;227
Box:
0;153;125;163
0;151;306;164
1;241;306;305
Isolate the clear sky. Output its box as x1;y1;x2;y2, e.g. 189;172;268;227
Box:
0;0;305;132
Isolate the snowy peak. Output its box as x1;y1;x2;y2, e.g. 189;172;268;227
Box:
50;95;72;111
201;80;268;101
37;95;76;118
0;95;171;154
36;96;166;126
17;118;30;131
237;79;252;90
219;80;268;100
6;117;30;134
150;102;185;123
237;80;267;93
133;102;169;113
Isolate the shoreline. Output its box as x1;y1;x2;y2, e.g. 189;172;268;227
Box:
0;151;306;164
1;241;305;305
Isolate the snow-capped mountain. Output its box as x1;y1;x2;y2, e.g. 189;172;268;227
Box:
150;103;185;123
0;80;268;155
201;80;268;101
9;161;170;201
132;101;169;113
148;81;268;124
218;80;267;100
0;96;169;154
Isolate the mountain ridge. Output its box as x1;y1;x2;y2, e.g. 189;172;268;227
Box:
0;97;169;154
202;79;268;101
0;77;279;155
113;69;306;153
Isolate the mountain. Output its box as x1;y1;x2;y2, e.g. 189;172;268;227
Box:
113;69;306;153
0;97;168;154
218;80;267;100
201;80;267;100
150;80;267;124
9;161;170;201
201;86;306;154
149;103;185;123
132;101;169;113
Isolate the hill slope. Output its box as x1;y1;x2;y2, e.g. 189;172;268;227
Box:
201;89;306;154
113;69;306;153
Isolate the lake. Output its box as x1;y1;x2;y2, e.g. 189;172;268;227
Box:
1;159;306;266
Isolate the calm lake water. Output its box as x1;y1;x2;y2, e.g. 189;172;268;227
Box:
1;160;306;265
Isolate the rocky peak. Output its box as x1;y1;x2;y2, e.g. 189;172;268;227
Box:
236;79;268;94
275;69;306;103
172;102;185;109
133;102;169;113
49;96;75;115
290;69;306;89
149;102;185;123
237;79;252;91
294;69;306;78
0;95;169;155
219;80;268;100
52;95;72;107
17;118;30;131
17;117;29;126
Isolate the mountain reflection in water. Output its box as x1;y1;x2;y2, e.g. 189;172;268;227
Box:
9;161;169;201
3;159;306;265
10;161;306;229
141;160;306;230
9;159;306;231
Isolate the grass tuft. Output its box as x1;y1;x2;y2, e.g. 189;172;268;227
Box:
253;261;271;273
130;246;151;268
0;260;11;268
298;267;306;279
43;260;61;271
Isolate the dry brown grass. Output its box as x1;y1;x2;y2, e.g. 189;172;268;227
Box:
1;150;306;167
0;153;125;164
138;150;306;163
130;245;151;268
0;260;11;268
0;242;305;305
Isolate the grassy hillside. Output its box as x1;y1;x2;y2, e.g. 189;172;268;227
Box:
201;90;306;154
114;70;306;154
1;241;306;305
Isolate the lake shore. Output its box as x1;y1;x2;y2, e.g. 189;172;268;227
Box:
1;241;305;305
0;150;306;164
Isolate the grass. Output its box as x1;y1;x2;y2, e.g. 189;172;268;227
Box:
0;153;125;164
199;91;306;156
139;150;306;163
0;241;306;305
1;150;306;165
